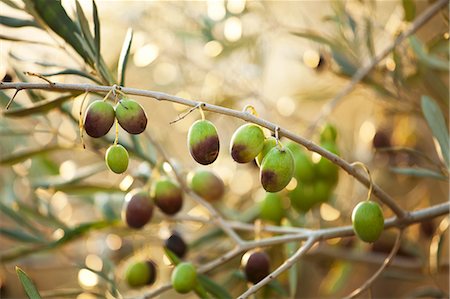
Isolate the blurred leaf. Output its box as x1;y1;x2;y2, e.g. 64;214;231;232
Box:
0;16;38;27
3;94;79;117
190;228;223;249
286;242;298;297
320;261;352;294
407;286;448;298
402;0;416;22
0;201;42;235
421;95;449;167
420;67;449;105
390;167;447;181
0;145;67;165
2;0;22;9
34;163;105;188
410;36;449;71
163;247;182;265
40;69;102;84
75;0;96;55
117;28;133;86
57;220;117;244
15;201;68;229
16;267;42;299
332;50;357;76
267;279;288;297
198;275;232;299
0;34;53;46
291;30;334;47
92;0;100;66
53;184;122;194
28;0;91;64
0;227;44;243
364;18;375;58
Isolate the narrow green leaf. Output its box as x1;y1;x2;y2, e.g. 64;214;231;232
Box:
0;201;42;235
332;50;357;76
30;0;91;64
291;30;334;47
402;0;416;22
0;228;44;243
365;18;375;58
390;167;447;181
410;36;449;71
117;28;133;86
198;275;232;299
0;145;67;165
40;69;102;84
2;0;22;10
16;267;42;299
75;0;96;55
3;94;79;117
0;16;39;28
34;163;106;188
0;34;53;46
92;0;101;67
421;95;449;167
163;247;182;265
286;241;298;297
53;184;122;194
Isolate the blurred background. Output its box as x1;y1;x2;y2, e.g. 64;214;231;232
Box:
0;0;448;298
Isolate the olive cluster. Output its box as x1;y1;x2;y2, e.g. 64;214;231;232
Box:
83;98;147;174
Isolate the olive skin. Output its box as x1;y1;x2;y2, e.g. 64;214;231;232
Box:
352;201;384;243
115;99;148;134
241;251;270;284
122;189;154;229
188;169;224;202
105;144;129;174
152;178;183;215
315;141;339;184
187;120;220;165
125;260;157;288
259;192;285;224
171;262;197;294
165;232;187;258
84;100;115;138
260;146;294;192
288;183;317;213
285;141;315;182
256;137;277;166
230;124;265;163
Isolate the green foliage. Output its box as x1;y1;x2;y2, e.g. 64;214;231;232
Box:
16;267;42;299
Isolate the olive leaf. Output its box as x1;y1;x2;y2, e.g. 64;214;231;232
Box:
390;167;447;181
421;95;449;167
118;28;133;86
0;16;39;28
16;267;42;299
198;275;232;299
3;94;80;117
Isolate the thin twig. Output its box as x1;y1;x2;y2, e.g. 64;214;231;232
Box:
304;0;449;135
344;229;404;299
0;81;405;217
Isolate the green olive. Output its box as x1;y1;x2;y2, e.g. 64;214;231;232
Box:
105;144;129;174
171;262;197;294
352;201;384;243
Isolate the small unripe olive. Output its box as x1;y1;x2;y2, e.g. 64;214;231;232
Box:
241;250;270;284
84;100;115;138
352;201;384;243
315;141;339;184
164;232;187;259
256;137;277;166
187;120;220;165
288;183;317;213
122;189;153;229
230;124;265;163
188;169;224;202
171;262;197;294
105;144;129;174
320;123;337;143
285;141;316;182
259;192;285;224
260;146;294;192
125;260;157;288
153;178;183;215
115;99;148;134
